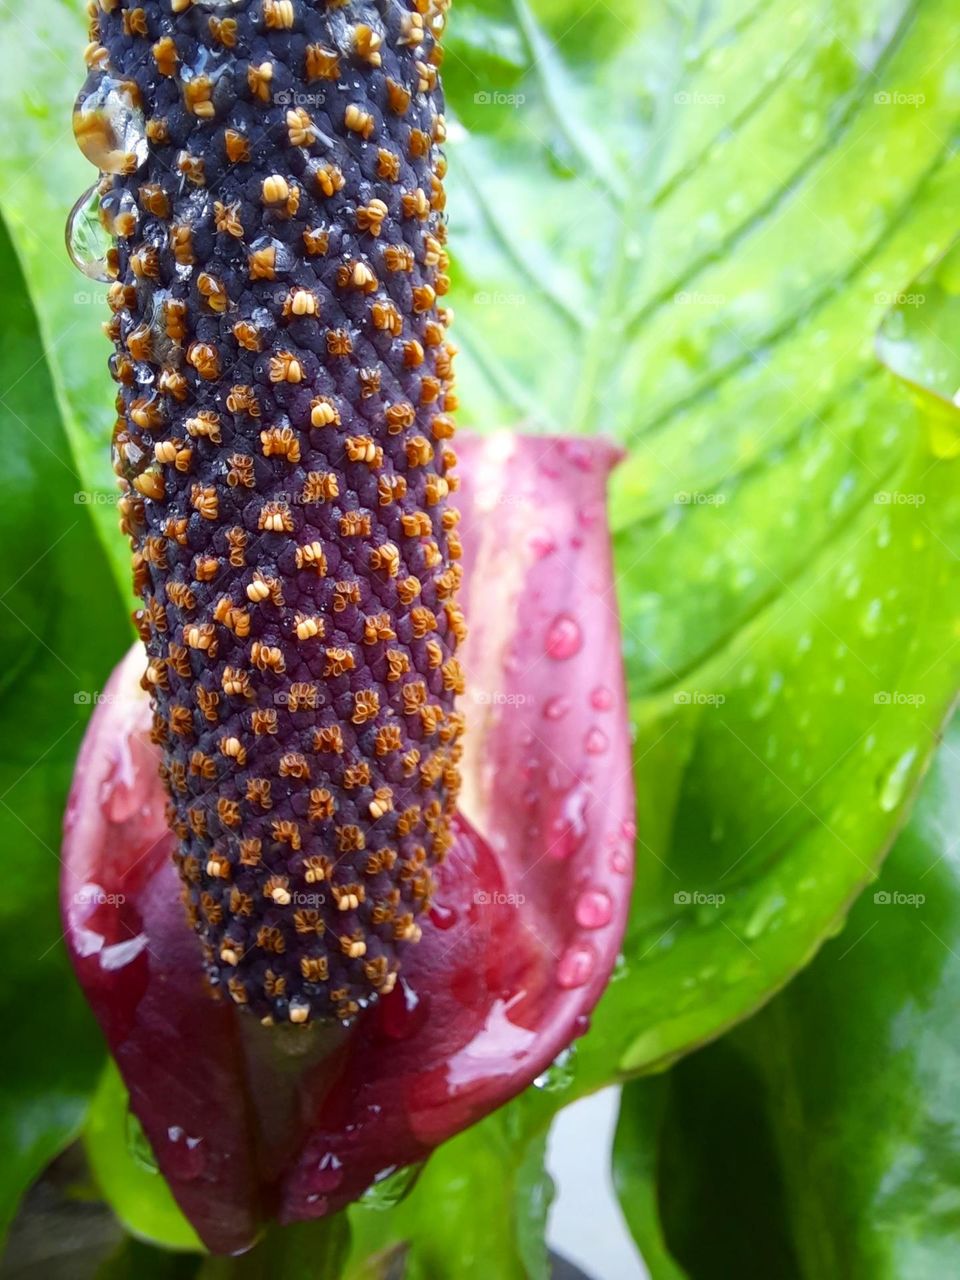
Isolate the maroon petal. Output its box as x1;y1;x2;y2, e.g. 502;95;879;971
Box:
62;434;633;1252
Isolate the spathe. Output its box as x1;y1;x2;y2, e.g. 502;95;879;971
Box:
62;432;634;1253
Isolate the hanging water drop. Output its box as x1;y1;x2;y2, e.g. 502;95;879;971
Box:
73;74;148;174
65;185;116;283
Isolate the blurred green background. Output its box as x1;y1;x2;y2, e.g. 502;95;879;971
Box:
0;0;959;1276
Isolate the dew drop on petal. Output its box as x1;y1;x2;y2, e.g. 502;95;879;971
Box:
378;977;428;1040
73;74;148;174
164;1126;207;1181
545;613;582;660
548;785;589;859
584;727;609;756
543;695;571;721
65;185;116;282
528;530;556;559
556;942;596;989
428;901;457;930
575;888;613;929
590;685;614;711
610;849;630;875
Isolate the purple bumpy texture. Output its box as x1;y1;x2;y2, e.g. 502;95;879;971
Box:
79;0;463;1023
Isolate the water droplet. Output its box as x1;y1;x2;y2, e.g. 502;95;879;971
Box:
528;530;556;559
575;888;613;929
307;1152;343;1195
877;748;917;812
543;695;570;721
358;1161;425;1211
126;1110;159;1174
590;685;614;711
860;597;883;637
548;785;589;859
65;185;116;282
165;1126;206;1181
610;848;630;874
428;901;457;930
379;977;428;1040
73;73;148;174
556;942;596;989
533;1046;576;1091
584;727;608;756
545;613;582;660
743;893;786;940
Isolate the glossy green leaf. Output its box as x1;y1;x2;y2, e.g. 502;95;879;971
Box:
85;1060;202;1253
0;0;129;588
0;207;130;1237
446;0;960;1098
614;716;960;1279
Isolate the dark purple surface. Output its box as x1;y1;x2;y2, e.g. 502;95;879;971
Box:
88;0;462;1020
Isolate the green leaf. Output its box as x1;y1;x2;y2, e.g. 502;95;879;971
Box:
0;208;129;1238
96;1239;203;1280
614;717;960;1279
444;0;960;1098
346;1105;554;1280
0;0;131;590
85;1060;202;1253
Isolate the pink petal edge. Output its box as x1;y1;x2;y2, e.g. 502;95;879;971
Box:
61;432;634;1253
